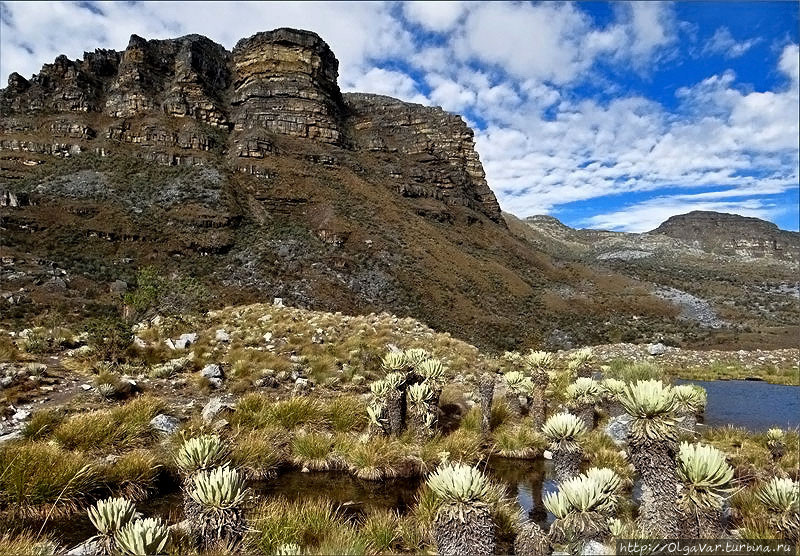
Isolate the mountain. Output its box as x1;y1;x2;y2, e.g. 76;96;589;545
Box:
511;212;799;349
652;211;800;261
1;28;796;351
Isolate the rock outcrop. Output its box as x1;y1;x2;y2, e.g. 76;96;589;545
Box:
652;211;799;262
0;28;502;223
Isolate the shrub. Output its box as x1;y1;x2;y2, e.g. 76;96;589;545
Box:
86;316;133;362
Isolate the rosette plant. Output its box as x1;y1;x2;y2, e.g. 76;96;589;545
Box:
525;350;553;428
618;380;680;537
542;412;587;484
565;377;601;430
427;463;495;556
87;497;138;555
766;428;785;461
187;466;249;549
599;378;626;418
175;434;227;478
114;517;170;556
756;477;800;543
568;348;594;378
676;442;734;537
673;384;707;435
503;370;533;416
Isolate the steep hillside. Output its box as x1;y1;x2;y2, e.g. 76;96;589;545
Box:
510;213;800;350
0;28;793;351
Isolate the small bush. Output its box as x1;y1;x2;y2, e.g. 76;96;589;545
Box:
86;316;133;362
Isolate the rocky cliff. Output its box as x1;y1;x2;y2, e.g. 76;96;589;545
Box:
0;28;501;222
652;211;800;262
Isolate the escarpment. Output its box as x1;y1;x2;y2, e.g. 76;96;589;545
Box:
0;28;501;223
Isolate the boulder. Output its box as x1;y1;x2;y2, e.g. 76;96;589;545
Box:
648;343;667;356
215;329;230;342
201;364;223;379
150;414;180;434
202;397;233;423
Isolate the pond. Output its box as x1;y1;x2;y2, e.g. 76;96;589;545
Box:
677;378;800;431
42;458;559;549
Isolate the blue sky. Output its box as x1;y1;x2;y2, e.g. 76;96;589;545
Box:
1;1;798;232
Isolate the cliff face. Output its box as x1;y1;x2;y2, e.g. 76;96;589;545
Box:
651;211;800;262
0;28;501;222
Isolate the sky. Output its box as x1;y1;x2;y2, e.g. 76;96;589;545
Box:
1;1;798;232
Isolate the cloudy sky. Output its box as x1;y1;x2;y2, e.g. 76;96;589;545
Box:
2;1;798;231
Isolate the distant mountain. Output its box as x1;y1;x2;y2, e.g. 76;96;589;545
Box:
651;211;799;262
510;211;799;350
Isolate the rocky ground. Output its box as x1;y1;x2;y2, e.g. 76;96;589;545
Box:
2;301;797;444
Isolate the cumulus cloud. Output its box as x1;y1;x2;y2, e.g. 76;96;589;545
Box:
402;1;470;33
340;67;428;104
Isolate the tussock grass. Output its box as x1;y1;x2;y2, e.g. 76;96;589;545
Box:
359;509;401;553
292;432;334;471
229;428;288;479
493;423;546;459
249;497;352;554
101;448;161;501
0;441;99;517
430;428;483;466
702;425;800;481
324;396;367;433
604;359;664;382
334;435;408;481
231;394;324;430
53;395;165;452
581;430;635;484
21;409;65;441
0;532;60;556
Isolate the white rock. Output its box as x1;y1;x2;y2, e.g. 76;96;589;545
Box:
273;297;284;307
12;409;31;421
164;338;176;350
133;336;148;349
202;397;232;423
201;364;223;379
543;450;553;460
215;329;230;342
263;332;273;343
647;343;667;356
80;383;92;391
150;414;180;435
179;333;198;346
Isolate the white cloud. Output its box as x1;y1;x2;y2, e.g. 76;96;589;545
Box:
702;27;761;58
340;67;428;104
402;1;470;33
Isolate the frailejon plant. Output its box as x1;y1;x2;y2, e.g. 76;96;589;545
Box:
383;372;406;436
676;442;734;537
367;401;389;436
426;463;495;556
766;428;785;461
756;477;800;543
525;350;552;429
544;469;621;551
88;497;137;555
114;517;170;556
381;351;409;374
404;348;431;368
600;378;626;418
618;380;680;538
566;377;601;430
542;412;586;484
673;384;706;435
187;466;249;549
568;347;594;378
478;373;495;437
175;434;227;477
503;370;532;416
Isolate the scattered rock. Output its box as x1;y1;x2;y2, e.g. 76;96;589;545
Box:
201;364;223;379
605;414;633;446
133;336;148;348
0;430;22;444
66;539;99;556
80;383;92;391
12;409;31;421
215;329;230;342
150;414;180;435
263;332;273;343
273;298;284;307
647;343;667;356
174;333;198;350
202;397;233;423
207;377;223;389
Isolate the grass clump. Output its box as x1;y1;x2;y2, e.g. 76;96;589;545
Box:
229;428;287;480
52;396;165;452
604;359;664;382
0;441;99;517
231;394;323;430
324;396;367;433
101;449;162;501
335;435;408;481
0;532;60;556
292;432;334;471
359;509;401;553
493;423;546;459
21;408;65;441
249;497;352;554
